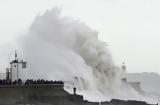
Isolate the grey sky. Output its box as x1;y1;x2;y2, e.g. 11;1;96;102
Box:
0;0;160;73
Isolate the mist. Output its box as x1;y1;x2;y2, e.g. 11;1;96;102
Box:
17;8;156;103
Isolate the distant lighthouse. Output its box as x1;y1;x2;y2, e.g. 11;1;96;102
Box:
121;62;127;82
121;62;126;73
6;51;27;82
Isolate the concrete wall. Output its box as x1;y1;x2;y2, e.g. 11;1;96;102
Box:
0;84;77;105
0;84;155;105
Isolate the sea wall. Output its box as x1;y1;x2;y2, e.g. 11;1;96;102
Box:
0;85;155;105
0;84;83;105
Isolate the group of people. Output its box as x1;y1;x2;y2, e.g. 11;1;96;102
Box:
0;79;64;86
24;79;64;85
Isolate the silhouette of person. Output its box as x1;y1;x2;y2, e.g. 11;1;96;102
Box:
73;87;76;95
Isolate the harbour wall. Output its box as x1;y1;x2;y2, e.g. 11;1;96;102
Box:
0;84;155;105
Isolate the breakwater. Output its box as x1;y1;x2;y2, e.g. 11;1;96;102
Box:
0;84;156;105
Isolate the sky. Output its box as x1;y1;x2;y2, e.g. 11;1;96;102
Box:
0;0;160;73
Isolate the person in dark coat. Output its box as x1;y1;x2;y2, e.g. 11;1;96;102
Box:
73;87;76;95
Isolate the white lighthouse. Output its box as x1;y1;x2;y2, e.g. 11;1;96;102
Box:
121;62;126;73
121;62;127;82
9;51;27;82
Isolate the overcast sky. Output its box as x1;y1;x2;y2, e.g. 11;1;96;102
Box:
0;0;160;73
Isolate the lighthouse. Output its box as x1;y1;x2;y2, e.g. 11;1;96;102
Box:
8;51;27;82
121;62;126;73
121;62;127;82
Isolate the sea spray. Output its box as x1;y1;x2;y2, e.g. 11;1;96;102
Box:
18;8;157;103
19;8;118;91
